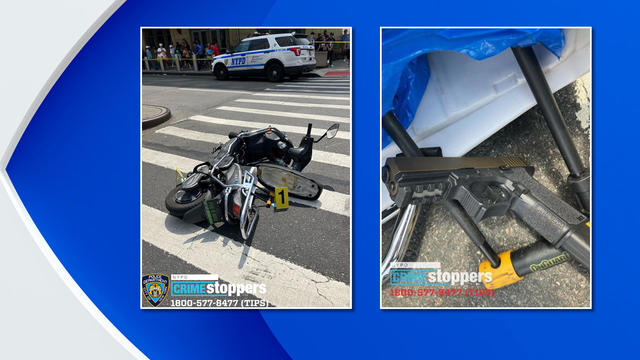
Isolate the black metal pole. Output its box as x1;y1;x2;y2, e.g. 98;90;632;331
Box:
511;46;590;212
382;111;422;157
444;199;501;268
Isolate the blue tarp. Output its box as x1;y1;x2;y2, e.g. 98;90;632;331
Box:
382;29;565;147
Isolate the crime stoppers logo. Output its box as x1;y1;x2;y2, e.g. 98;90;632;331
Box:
389;262;491;286
142;273;169;307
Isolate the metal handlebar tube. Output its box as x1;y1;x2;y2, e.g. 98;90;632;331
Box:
381;203;422;282
212;167;259;233
511;46;590;213
382;111;422;157
381;206;400;225
444;199;501;268
239;169;259;240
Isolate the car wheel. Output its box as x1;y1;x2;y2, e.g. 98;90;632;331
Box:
266;63;284;82
215;65;229;80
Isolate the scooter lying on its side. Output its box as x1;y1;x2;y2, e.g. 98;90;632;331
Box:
165;123;340;240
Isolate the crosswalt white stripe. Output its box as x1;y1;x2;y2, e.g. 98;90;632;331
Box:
234;98;350;110
294;79;350;81
290;80;350;83
177;87;253;94
189;115;350;140
171;87;349;100
141;205;350;308
293;82;350;84
141;147;351;217
216;106;350;124
156;126;350;168
265;88;349;94
275;84;349;89
251;92;349;101
289;82;349;86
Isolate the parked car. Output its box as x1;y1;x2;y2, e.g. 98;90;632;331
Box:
211;33;316;81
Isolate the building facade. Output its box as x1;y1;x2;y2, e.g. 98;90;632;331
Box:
142;28;349;54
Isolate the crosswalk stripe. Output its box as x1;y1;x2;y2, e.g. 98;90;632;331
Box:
275;84;349;89
156;126;351;168
178;87;253;95
141;205;350;308
265;88;349;94
251;92;349;101
174;87;351;99
189;115;350;140
295;78;349;81
293;80;350;83
234;98;350;110
216;106;350;124
141;147;351;217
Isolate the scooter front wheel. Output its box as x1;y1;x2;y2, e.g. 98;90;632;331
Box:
165;185;207;218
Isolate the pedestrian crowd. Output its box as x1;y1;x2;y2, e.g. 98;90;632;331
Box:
143;40;221;70
307;29;350;66
143;30;350;71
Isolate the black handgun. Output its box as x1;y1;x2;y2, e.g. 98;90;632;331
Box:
382;155;590;289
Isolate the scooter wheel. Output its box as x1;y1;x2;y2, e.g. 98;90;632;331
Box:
165;185;207;217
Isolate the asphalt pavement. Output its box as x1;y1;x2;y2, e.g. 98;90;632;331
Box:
142;72;351;308
382;74;591;308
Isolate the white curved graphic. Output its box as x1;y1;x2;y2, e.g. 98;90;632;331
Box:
0;0;146;358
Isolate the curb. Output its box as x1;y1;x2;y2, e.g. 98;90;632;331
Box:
142;70;322;77
142;105;171;129
143;71;214;76
142;71;323;78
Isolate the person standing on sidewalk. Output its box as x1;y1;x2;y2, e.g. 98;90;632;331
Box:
205;43;213;69
193;42;203;69
169;44;176;68
145;45;157;70
182;47;191;70
157;43;167;70
317;33;325;51
308;32;316;48
206;43;213;58
174;43;182;67
211;41;220;57
327;33;335;67
341;29;350;65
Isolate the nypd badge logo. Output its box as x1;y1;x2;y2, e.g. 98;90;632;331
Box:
142;274;169;307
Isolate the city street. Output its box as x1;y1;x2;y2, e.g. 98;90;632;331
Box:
141;73;351;308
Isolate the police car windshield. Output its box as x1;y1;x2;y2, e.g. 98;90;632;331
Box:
232;41;250;53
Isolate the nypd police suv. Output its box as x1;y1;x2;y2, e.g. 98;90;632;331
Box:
211;33;316;82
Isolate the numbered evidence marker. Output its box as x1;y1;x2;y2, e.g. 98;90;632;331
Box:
274;187;289;210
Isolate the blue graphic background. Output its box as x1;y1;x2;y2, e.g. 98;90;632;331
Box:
5;0;637;358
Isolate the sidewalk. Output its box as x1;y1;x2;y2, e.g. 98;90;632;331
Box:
142;104;171;129
142;58;350;77
312;59;350;76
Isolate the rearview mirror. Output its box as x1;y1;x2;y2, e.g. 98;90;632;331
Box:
257;164;322;200
314;123;340;143
325;123;339;139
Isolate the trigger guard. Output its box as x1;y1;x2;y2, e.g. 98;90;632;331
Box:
451;184;512;222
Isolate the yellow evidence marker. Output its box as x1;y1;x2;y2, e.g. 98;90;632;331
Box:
274;187;289;210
